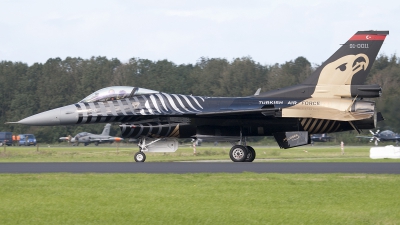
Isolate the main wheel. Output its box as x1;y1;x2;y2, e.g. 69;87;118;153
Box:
245;146;256;162
229;145;248;162
134;152;146;162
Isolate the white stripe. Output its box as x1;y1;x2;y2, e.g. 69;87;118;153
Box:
79;103;88;123
163;94;184;113
144;100;154;114
172;94;193;112
149;95;161;113
189;95;204;109
107;101;118;116
180;95;201;111
156;94;168;111
88;103;97;116
139;109;146;115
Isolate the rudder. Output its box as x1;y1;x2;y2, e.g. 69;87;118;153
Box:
101;123;111;136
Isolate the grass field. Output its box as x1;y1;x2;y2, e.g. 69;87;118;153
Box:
1;173;399;224
1;143;399;224
1;142;400;162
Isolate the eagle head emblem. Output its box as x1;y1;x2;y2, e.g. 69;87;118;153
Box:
317;54;369;85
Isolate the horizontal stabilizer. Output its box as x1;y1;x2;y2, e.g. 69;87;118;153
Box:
377;112;384;122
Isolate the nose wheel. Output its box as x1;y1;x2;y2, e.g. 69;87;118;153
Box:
134;151;146;162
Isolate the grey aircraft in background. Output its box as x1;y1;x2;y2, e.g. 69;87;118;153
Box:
59;123;123;146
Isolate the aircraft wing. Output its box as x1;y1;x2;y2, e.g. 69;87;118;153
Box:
196;107;279;117
88;138;112;142
196;105;373;121
89;137;123;142
282;108;374;121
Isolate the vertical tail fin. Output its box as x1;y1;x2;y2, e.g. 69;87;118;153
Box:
101;124;111;136
303;30;389;86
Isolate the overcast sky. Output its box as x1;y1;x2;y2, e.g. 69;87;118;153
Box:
1;0;399;66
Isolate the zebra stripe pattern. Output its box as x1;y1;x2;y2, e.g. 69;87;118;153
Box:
299;118;341;134
75;94;205;124
120;123;182;139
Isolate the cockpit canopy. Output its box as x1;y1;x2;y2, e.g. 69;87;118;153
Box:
79;86;159;103
75;132;89;138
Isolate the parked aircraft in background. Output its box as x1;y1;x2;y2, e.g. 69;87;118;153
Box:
59;124;123;146
310;133;333;143
8;30;389;162
356;130;400;146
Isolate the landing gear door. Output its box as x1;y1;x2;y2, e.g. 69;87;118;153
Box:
273;131;310;149
146;138;179;152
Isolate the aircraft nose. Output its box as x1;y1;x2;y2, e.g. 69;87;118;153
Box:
59;104;79;125
14;108;62;126
7;104;79;126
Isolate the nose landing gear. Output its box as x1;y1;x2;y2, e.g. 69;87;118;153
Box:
134;137;164;162
134;151;146;162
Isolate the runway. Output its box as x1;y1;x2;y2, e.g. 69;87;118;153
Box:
0;162;399;174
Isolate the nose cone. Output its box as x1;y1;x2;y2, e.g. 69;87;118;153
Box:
15;108;62;126
7;104;78;126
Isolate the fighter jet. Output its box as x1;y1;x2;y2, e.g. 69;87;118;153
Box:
59;123;123;146
8;30;389;162
357;130;400;146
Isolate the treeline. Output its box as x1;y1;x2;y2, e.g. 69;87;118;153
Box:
0;54;399;143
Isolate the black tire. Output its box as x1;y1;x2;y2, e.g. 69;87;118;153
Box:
229;145;248;162
95;142;99;146
245;146;256;162
134;152;146;162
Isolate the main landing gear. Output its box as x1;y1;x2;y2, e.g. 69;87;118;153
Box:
229;145;256;162
228;134;256;162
